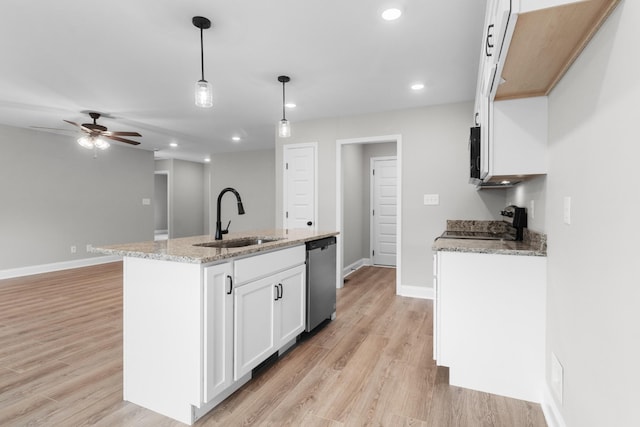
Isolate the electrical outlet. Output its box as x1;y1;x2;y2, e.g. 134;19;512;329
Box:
551;352;564;405
86;244;93;252
70;245;77;254
142;198;151;206
563;196;571;225
424;194;439;206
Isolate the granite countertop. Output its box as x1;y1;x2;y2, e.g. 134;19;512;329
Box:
91;229;339;264
432;220;547;257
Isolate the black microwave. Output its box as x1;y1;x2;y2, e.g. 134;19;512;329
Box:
469;126;481;184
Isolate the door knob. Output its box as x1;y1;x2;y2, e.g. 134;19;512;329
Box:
307;221;313;226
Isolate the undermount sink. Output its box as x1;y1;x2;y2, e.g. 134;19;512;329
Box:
194;236;282;249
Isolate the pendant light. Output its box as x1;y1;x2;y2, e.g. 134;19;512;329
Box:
278;75;291;138
193;16;213;108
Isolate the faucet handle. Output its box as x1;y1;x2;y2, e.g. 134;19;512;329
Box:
222;220;231;234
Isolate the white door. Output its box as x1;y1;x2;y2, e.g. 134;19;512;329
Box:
371;157;397;266
283;144;316;230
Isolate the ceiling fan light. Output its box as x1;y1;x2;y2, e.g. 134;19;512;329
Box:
77;136;94;149
195;80;213;108
278;119;291;138
94;138;110;150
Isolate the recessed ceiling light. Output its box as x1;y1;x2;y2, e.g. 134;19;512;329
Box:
169;142;178;148
232;136;241;142
204;157;211;163
285;103;296;109
381;8;402;21
411;83;425;91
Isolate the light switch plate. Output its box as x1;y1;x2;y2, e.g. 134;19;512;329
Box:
563;196;571;225
142;198;151;206
530;200;535;219
424;194;439;206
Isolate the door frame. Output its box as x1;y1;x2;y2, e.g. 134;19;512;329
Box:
370;156;397;266
335;135;402;294
282;142;318;230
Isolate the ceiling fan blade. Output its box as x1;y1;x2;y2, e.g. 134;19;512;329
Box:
103;131;142;137
106;135;141;146
64;120;91;133
31;126;75;132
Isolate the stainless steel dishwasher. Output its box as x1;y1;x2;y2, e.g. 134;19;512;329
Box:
305;236;337;332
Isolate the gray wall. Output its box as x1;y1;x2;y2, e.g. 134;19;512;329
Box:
276;103;506;288
0;124;154;270
341;144;365;267
172;159;204;238
154;173;168;231
207;149;275;234
154;159;205;238
508;3;637;425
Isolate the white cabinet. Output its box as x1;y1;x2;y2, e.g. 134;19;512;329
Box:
122;243;309;424
473;0;619;185
276;265;306;347
234;264;306;379
233;245;306;380
433;251;546;403
234;273;277;379
203;262;234;403
485;96;548;181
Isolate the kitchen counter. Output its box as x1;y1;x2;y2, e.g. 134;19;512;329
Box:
432;220;546;257
91;229;339;264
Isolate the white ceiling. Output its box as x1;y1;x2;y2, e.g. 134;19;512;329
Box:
0;0;486;163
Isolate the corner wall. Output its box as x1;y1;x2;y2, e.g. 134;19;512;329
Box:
517;3;638;426
0;124;154;271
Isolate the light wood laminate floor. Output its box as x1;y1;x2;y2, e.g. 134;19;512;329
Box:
0;263;547;426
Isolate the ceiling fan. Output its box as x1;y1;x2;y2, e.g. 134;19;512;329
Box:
63;112;142;149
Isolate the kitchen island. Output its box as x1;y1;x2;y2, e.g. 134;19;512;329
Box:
92;229;338;425
432;220;546;403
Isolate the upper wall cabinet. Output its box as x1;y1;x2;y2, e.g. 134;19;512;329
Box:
491;0;621;101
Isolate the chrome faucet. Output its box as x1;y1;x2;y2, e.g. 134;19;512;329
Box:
215;187;245;240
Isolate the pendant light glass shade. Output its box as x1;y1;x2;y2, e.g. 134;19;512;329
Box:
193;16;213;108
278;119;291;138
94;138;110;150
195;79;213;108
77;136;109;150
278;75;291;138
77;136;94;149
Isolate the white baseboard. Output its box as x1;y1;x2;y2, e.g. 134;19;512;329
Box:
541;384;567;427
397;284;433;300
343;258;371;276
0;255;122;280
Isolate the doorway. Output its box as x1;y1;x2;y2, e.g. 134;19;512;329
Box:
336;135;402;293
154;171;169;240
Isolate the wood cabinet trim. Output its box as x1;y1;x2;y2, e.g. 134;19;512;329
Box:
496;0;621;100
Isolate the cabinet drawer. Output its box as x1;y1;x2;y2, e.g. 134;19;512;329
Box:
234;245;305;285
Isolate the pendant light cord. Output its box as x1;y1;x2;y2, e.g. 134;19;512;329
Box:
200;28;205;81
282;81;286;120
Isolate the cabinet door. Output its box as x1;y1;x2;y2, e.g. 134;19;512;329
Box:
276;265;306;347
203;262;234;403
234;276;277;380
